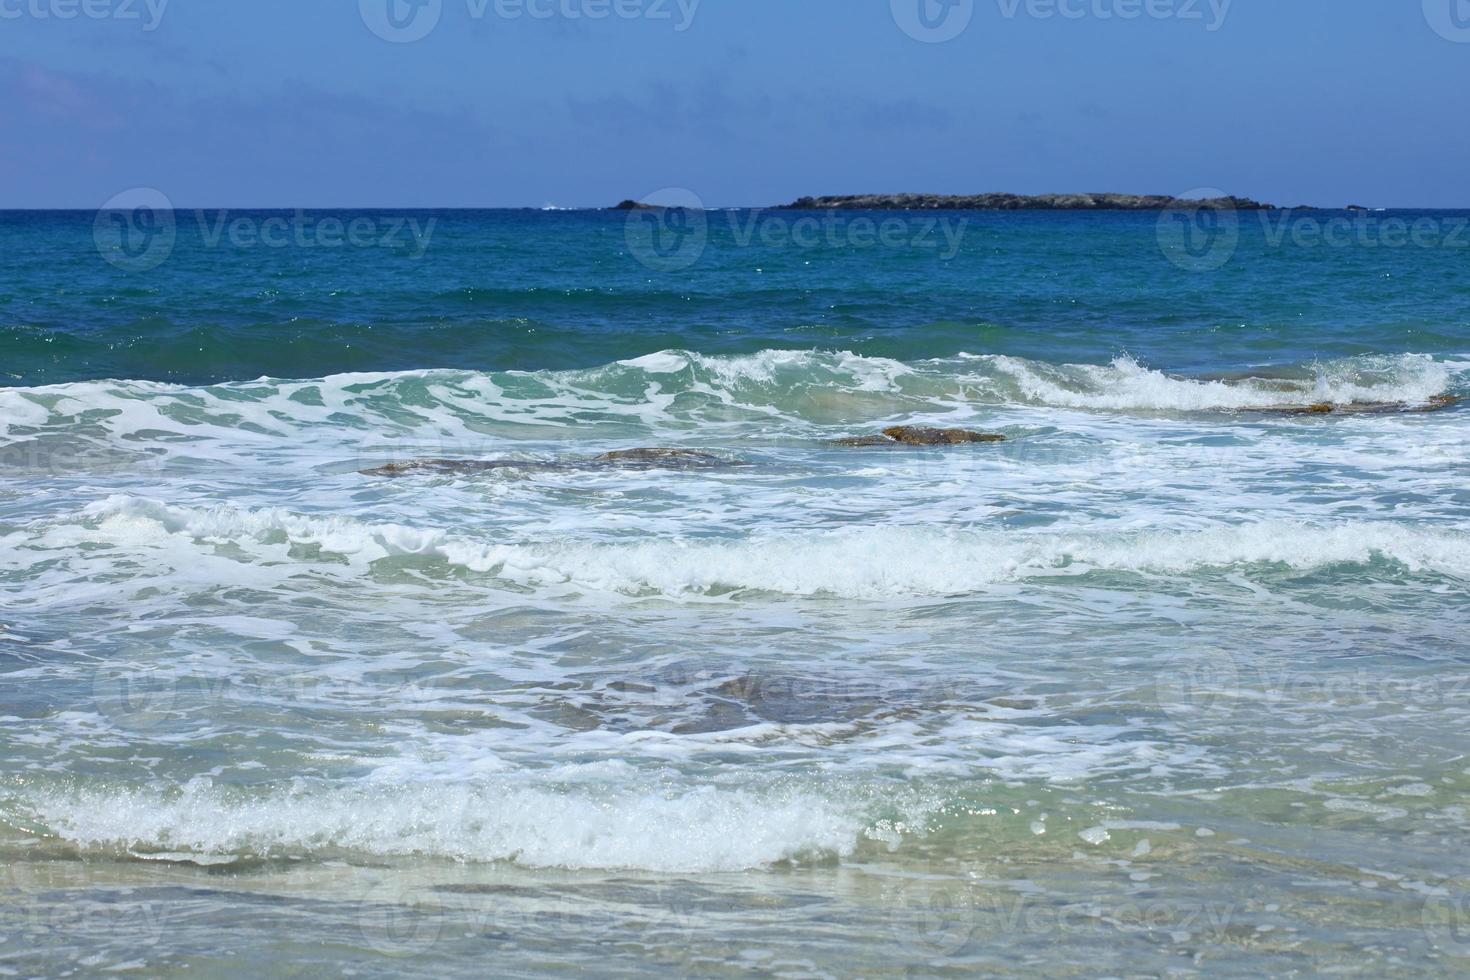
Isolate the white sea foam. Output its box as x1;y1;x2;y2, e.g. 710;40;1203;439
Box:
71;497;1470;597
0;352;1458;457
15;777;895;872
644;348;913;392
979;352;1454;412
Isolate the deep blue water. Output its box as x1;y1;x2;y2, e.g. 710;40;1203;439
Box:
2;207;1469;977
4;208;1468;386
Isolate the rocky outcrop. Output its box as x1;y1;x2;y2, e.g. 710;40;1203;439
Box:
363;459;533;477
1259;395;1461;416
703;674;884;726
364;448;741;477
832;435;899;447
834;426;1007;447
781;193;1277;211
885;426;1007;445
592;448;732;469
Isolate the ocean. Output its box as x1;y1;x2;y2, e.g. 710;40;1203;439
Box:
2;206;1468;976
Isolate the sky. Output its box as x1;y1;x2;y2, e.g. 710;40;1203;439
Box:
2;0;1468;208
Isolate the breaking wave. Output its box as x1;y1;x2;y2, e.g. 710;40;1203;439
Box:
7;777;915;872
55;497;1470;597
0;351;1458;445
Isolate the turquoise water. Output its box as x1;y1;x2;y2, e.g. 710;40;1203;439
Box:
2;208;1469;976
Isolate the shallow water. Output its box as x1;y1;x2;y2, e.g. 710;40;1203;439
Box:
2;210;1469;976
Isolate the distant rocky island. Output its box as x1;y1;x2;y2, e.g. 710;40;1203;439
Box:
779;193;1276;211
612;193;1282;211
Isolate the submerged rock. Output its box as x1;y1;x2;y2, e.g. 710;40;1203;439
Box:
1259;395;1461;416
834;426;1007;447
363;448;742;478
705;674;886;726
592;448;732;469
884;426;1007;445
830;434;897;447
362;459;549;478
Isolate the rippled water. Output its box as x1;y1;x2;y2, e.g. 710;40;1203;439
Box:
2;210;1469;977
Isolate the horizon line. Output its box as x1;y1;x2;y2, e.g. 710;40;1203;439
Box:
3;203;1464;212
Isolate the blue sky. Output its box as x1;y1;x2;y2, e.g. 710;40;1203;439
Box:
2;0;1468;208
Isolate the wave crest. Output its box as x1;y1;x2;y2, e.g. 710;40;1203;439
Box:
979;352;1454;412
1;351;1457;448
10;777;904;872
64;497;1470;597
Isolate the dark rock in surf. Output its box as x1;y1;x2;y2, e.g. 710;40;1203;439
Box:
884;426;1007;445
706;674;885;726
591;448;733;469
831;434;899;447
362;459;543;478
1257;395;1461;416
834;426;1007;447
363;447;743;478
